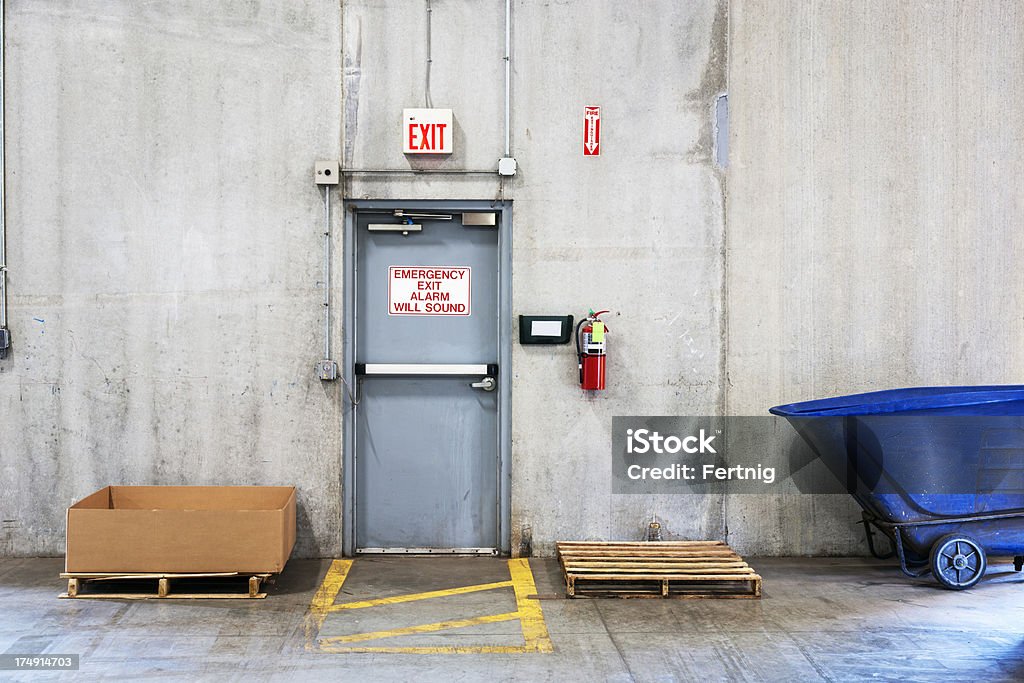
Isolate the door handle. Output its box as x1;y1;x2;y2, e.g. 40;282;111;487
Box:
471;376;496;392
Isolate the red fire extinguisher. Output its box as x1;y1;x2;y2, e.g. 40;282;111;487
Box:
576;309;609;390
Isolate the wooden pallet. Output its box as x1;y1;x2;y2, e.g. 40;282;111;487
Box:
59;572;273;599
557;540;761;599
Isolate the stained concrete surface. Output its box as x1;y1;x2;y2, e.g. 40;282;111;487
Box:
342;0;731;556
1;0;738;561
725;0;1024;554
0;0;344;559
3;556;1024;681
4;0;1024;566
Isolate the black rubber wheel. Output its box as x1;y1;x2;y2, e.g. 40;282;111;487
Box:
1014;556;1024;572
929;534;986;590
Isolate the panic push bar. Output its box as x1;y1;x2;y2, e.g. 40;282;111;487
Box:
355;363;499;376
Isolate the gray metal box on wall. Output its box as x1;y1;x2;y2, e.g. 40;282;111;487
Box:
518;316;574;345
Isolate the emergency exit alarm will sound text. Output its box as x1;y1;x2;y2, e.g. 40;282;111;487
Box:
388;266;472;316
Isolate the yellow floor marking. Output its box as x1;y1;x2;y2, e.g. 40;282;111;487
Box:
318;644;543;654
328;579;513;611
508;558;554;653
319;611;520;644
306;558;553;654
304;559;353;650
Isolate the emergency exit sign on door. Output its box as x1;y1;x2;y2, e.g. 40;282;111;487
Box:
389;266;471;316
403;108;453;154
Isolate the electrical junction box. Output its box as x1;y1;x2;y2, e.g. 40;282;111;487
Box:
317;360;338;381
519;315;574;345
498;157;517;176
314;160;339;185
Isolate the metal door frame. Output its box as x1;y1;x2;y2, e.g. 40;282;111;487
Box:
341;199;512;556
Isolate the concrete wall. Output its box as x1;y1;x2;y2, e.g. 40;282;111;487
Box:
0;1;343;557
727;0;1024;553
3;0;1022;558
341;0;728;556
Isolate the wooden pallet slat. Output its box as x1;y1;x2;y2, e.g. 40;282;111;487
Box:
564;569;755;576
59;572;241;580
557;540;761;599
565;559;752;566
555;549;742;556
558;543;733;548
59;572;273;600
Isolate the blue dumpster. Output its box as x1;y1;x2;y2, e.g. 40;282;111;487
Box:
770;386;1024;589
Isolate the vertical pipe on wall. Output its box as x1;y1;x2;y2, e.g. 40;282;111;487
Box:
323;185;331;360
0;0;6;334
504;0;511;157
425;0;433;108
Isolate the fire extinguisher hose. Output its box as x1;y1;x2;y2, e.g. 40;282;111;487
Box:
575;317;587;384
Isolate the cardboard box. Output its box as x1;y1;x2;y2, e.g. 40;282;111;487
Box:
65;486;296;574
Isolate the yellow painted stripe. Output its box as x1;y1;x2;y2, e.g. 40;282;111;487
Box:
328;579;513;611
319;611;520;645
508;558;554;653
318;644;546;654
307;558;554;655
304;559;353;649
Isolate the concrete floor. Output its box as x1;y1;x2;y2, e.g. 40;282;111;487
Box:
2;556;1024;682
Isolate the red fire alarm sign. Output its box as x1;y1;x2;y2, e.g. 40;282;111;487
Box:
584;106;601;156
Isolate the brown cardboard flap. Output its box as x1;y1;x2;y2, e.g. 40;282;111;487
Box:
69;486;112;509
109;486;295;511
282;487;297;563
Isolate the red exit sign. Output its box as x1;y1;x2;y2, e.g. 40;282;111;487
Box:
403;108;453;154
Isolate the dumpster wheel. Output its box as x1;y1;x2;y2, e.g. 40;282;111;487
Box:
929;534;986;590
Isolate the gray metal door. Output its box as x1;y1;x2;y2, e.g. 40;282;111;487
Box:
354;211;499;552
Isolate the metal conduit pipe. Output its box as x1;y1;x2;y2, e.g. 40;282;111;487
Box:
341;169;496;175
323;185;331;360
504;0;511;157
425;0;433;108
0;0;8;356
342;1;512;177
